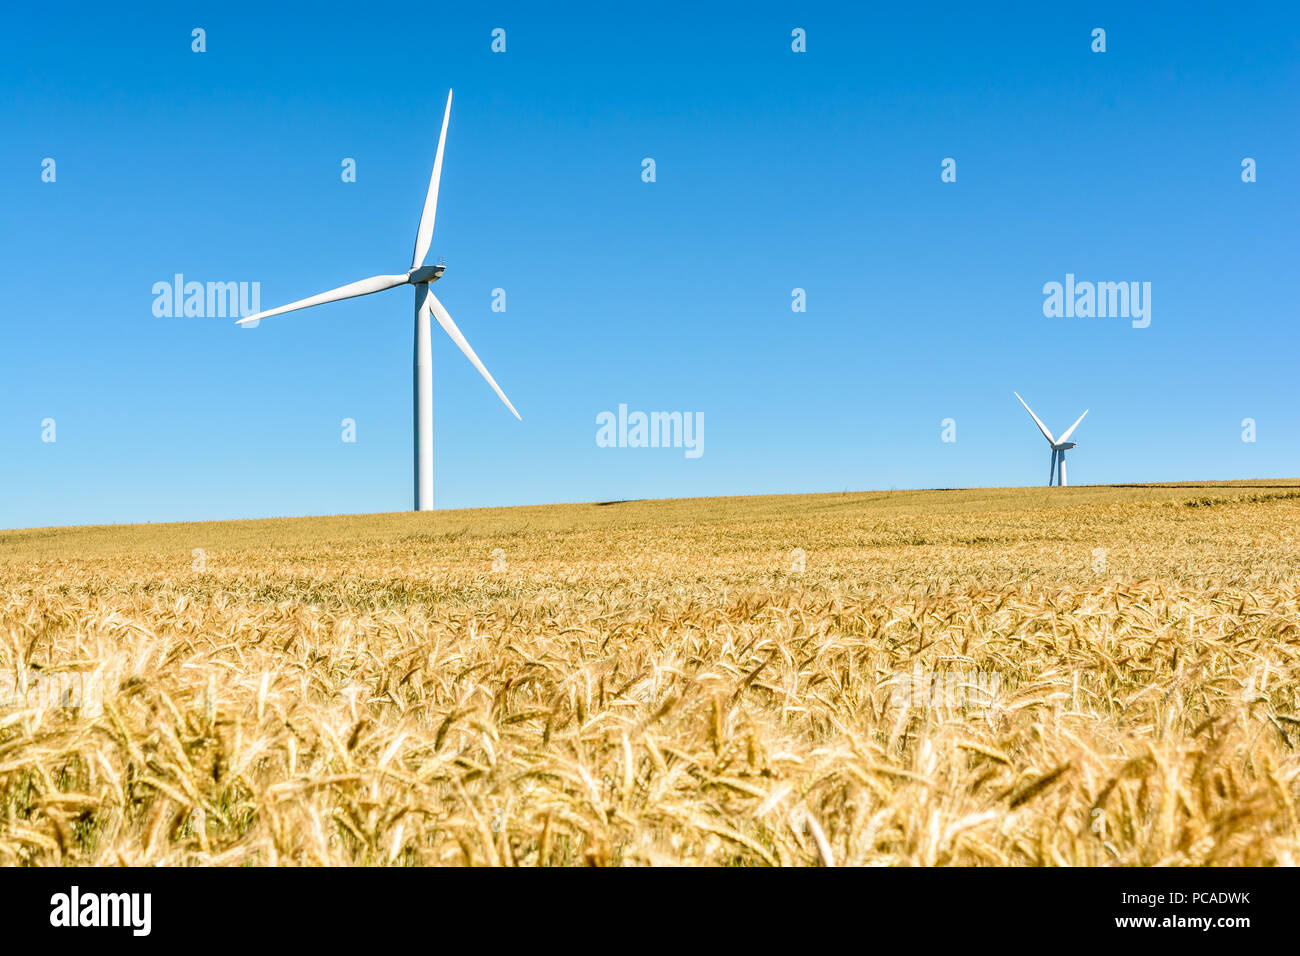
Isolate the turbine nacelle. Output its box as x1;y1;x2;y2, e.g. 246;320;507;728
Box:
407;263;446;284
1054;441;1076;451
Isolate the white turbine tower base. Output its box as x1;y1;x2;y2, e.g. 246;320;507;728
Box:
414;283;434;510
233;90;520;512
1014;392;1088;487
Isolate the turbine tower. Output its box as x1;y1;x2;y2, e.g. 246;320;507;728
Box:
1014;392;1088;487
234;90;519;511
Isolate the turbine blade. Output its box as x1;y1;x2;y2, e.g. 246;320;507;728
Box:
427;291;521;420
411;89;453;270
1056;408;1089;445
234;273;408;325
1014;391;1056;445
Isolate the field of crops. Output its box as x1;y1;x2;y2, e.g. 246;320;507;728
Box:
2;481;1299;866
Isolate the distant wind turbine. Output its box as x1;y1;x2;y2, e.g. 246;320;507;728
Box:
234;90;520;511
1014;392;1088;487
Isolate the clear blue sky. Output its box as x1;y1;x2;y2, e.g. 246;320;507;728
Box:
3;2;1297;528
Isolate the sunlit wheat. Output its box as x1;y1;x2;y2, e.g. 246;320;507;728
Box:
2;482;1298;865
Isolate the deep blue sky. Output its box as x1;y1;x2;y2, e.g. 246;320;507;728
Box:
3;2;1297;528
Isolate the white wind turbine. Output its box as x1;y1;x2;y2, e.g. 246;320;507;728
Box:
1014;392;1088;487
235;90;519;511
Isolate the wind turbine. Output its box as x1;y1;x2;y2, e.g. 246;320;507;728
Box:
234;89;519;511
1014;392;1088;487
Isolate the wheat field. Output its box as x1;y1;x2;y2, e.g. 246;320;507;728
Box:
2;481;1299;866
